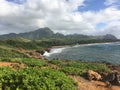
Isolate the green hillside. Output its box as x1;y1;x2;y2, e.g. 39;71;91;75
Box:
0;27;118;41
0;28;118;90
0;42;111;90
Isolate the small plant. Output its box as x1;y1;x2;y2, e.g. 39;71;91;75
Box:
48;60;63;65
0;48;28;58
50;60;111;76
11;58;48;67
0;67;77;90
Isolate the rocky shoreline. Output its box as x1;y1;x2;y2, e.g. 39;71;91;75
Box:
17;47;120;88
86;62;120;87
88;69;120;85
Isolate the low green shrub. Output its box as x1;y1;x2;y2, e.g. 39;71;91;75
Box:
49;60;111;76
0;67;77;90
61;67;86;76
11;58;48;67
0;48;28;58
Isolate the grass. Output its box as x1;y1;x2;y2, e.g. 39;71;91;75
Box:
0;44;112;90
0;39;116;90
0;67;77;90
12;58;48;67
0;58;48;67
48;60;111;76
0;47;111;76
0;47;48;67
0;48;28;58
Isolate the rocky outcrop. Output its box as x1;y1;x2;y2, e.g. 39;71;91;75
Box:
87;69;120;86
102;72;120;85
116;73;120;85
17;48;44;59
36;48;50;55
87;70;102;81
107;65;120;72
35;50;45;55
26;51;43;59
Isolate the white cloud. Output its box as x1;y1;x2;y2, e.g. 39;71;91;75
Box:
81;6;120;38
104;0;119;6
99;21;120;38
0;0;120;38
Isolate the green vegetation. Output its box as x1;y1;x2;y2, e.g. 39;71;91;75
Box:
0;27;118;41
0;33;113;90
0;40;52;50
0;48;28;58
49;60;111;76
0;27;119;50
0;37;118;50
0;67;76;90
5;40;44;50
11;58;48;67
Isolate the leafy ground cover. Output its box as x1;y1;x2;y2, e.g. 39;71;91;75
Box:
11;58;48;67
49;60;111;76
0;67;77;90
0;58;48;68
0;44;112;90
0;48;28;58
0;47;47;67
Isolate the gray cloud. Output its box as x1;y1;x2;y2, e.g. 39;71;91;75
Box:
99;21;120;38
0;0;120;38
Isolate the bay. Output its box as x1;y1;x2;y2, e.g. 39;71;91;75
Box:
44;42;120;65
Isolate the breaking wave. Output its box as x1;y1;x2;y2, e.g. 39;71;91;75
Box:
43;47;66;57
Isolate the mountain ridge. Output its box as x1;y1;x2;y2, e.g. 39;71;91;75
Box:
0;27;118;40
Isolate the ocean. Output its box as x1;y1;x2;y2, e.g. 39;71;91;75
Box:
43;42;120;65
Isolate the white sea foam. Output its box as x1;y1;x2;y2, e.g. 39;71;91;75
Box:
43;42;120;57
73;42;115;47
43;47;65;57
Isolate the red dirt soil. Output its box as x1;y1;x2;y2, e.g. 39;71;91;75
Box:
0;62;19;67
0;62;120;90
70;75;120;90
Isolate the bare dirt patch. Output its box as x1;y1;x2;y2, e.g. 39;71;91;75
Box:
69;75;120;90
0;62;25;70
0;62;18;67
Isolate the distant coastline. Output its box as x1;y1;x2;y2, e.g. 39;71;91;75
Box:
43;41;120;65
44;41;120;57
51;41;120;49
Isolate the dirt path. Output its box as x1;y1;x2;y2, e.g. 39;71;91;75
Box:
0;62;18;67
69;75;120;90
0;62;24;70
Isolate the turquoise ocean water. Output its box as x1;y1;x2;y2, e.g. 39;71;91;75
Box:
44;42;120;65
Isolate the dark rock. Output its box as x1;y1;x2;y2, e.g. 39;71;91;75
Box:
107;65;120;72
36;48;51;55
115;72;120;85
102;72;120;85
45;48;51;52
103;73;116;82
36;50;45;55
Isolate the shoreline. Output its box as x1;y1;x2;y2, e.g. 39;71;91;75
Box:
51;41;120;49
43;41;120;67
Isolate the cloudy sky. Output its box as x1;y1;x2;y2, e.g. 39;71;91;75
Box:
0;0;120;38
